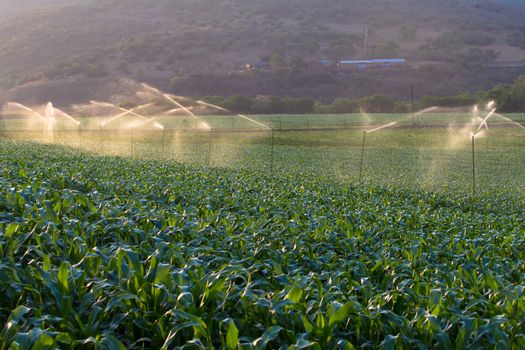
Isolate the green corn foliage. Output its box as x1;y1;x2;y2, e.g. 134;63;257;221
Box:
0;139;524;349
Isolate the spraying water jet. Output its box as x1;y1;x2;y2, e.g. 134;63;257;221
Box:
237;114;271;130
494;113;525;129
8;102;47;121
357;121;398;182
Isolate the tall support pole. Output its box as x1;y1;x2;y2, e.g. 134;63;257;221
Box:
358;132;367;182
472;135;476;198
78;123;82;149
131;127;135;158
99;123;103;154
410;84;415;126
207;129;213;166
162;127;166;156
270;129;275;175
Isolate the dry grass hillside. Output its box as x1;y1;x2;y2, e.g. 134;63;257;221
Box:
0;0;524;103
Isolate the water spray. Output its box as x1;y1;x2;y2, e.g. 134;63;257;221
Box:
366;122;398;134
54;108;81;126
237;114;271;129
98;103;153;127
196;100;229;113
131;117;161;129
163;94;211;130
357;122;398;182
476;108;496;132
414;106;439;118
8;102;47;121
494;113;525;130
164;106;194;115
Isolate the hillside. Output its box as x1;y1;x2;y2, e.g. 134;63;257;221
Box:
0;0;524;104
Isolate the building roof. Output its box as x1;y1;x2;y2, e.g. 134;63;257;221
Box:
372;58;406;63
339;58;406;64
339;60;373;64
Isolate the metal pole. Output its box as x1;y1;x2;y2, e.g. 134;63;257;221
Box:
78;123;82;149
162;128;166;155
472;135;476;198
270;129;275;174
410;84;415;126
358;132;366;182
99;123;103;154
279;117;282;131
207;129;213;166
131;128;135;158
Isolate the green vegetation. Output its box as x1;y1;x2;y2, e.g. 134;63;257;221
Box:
196;75;525;114
0;130;524;348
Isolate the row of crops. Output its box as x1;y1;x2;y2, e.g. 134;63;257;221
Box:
0;139;524;348
2;126;524;196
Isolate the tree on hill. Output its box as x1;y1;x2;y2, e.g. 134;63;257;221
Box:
358;94;394;113
224;94;253;113
331;98;359;113
269;54;287;72
486;75;525;111
283;97;315;114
